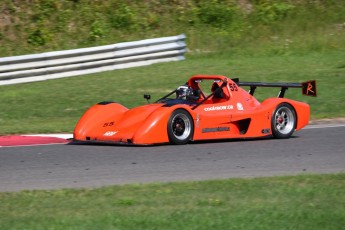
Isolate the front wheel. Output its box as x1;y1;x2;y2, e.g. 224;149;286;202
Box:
167;109;194;145
271;103;296;139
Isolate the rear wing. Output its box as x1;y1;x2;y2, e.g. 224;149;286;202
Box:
232;79;317;98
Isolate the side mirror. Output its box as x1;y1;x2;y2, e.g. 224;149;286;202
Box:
144;94;151;103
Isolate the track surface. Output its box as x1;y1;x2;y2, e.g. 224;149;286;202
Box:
1;125;344;192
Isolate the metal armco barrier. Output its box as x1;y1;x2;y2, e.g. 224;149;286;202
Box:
0;34;186;86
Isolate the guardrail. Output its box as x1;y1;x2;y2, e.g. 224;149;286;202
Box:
0;34;186;86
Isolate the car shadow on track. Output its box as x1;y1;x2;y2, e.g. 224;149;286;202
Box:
67;135;301;147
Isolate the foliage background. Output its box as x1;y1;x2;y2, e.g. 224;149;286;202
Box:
0;0;344;56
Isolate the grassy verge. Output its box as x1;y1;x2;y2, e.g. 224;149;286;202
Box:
1;173;344;230
0;51;344;135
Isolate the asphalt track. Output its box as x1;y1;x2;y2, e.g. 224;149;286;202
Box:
0;125;344;192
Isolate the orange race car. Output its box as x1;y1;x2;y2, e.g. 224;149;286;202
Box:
73;75;316;145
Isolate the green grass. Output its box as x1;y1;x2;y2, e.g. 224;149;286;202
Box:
1;173;344;230
0;51;344;135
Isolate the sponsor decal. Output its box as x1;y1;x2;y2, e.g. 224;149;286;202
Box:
261;128;271;134
237;103;244;110
103;131;118;136
204;105;233;112
302;80;317;97
202;127;230;133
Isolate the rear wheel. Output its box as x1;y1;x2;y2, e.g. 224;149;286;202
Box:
271;103;296;139
167;109;194;145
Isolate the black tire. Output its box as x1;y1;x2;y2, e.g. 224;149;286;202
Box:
167;109;194;145
271;103;296;139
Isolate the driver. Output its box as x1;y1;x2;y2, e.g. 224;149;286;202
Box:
176;85;200;101
176;85;190;100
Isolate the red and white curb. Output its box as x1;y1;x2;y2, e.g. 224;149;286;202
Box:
0;134;73;147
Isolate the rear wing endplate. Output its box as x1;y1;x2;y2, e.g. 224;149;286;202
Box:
232;79;317;98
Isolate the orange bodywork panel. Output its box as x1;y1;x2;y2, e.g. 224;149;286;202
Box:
73;75;313;145
74;102;174;144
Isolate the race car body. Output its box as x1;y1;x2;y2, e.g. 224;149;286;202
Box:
73;75;316;145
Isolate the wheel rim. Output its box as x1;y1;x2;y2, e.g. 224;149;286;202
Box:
274;107;295;134
171;113;192;140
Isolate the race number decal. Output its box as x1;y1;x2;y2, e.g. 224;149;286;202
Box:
229;83;238;91
103;122;114;127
